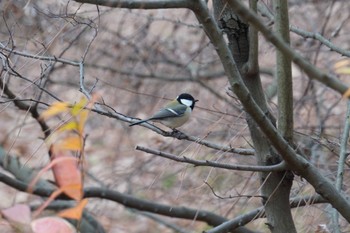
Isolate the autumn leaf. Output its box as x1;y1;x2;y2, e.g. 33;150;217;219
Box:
334;59;350;75
33;189;65;218
40;102;69;119
77;94;98;133
58;121;79;133
343;88;350;98
51;148;83;201
335;67;350;75
58;199;88;220
71;97;88;117
333;59;350;70
55;136;83;151
78;109;89;134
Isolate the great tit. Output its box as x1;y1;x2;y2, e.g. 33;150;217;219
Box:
129;93;198;129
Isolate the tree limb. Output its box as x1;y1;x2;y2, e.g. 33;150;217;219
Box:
136;145;286;172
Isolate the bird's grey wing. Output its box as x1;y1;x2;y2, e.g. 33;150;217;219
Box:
150;105;187;120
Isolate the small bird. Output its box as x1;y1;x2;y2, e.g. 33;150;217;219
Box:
129;93;198;129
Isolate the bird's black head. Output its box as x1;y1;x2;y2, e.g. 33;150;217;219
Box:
177;93;198;110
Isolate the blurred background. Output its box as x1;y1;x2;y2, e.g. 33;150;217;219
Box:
1;0;350;232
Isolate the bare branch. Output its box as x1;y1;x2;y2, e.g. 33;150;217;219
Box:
136;145;286;172
290;26;350;57
205;194;326;233
74;0;191;9
0;66;51;139
332;99;350;232
0;43;80;66
0;43;225;82
258;2;350;58
228;0;348;95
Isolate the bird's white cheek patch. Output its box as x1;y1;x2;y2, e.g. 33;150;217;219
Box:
181;99;193;107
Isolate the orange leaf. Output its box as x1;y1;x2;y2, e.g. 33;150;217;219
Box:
33;189;64;218
58;199;88;220
51;148;83;201
55;136;82;151
40;102;69;119
28;155;82;201
60;184;83;202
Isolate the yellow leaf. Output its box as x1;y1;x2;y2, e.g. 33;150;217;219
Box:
77;94;98;133
55;136;82;151
71;97;88;117
343;88;350;98
58;121;79;132
58;199;88;220
333;59;350;69
335;67;350;75
40;102;69;119
78;110;88;133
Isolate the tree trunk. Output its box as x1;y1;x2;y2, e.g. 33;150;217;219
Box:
213;1;296;232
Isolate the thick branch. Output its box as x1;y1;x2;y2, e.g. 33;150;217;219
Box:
206;194;326;233
274;0;294;142
0;169;228;227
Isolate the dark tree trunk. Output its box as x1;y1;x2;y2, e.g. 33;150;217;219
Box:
213;1;296;232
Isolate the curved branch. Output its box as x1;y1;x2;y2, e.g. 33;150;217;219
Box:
205;194;326;233
136;145;286;172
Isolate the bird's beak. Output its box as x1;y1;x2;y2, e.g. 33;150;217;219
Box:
195;99;199;102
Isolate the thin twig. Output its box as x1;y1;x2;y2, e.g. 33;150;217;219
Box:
204;181;265;200
331;99;350;233
0;42;80;66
